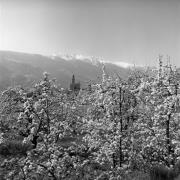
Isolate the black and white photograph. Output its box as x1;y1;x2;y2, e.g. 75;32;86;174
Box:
0;0;180;179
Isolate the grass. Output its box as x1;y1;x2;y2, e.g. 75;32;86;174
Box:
123;171;150;180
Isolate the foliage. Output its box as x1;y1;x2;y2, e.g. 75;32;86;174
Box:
1;57;180;179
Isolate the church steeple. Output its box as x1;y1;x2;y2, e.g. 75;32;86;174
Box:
72;74;75;84
70;74;80;93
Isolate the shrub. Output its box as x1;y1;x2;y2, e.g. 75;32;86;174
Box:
0;140;32;157
149;165;175;180
174;160;180;177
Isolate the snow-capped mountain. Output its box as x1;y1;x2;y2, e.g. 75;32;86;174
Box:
0;50;133;91
50;53;135;68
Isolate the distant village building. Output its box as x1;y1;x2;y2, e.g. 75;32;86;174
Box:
70;75;80;92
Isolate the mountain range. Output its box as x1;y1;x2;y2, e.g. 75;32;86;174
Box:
0;50;137;91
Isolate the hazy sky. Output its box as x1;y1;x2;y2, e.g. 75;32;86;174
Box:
0;0;180;66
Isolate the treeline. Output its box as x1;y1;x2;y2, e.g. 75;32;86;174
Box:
0;58;180;180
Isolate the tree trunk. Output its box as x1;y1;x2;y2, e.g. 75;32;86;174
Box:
119;87;123;167
166;114;171;155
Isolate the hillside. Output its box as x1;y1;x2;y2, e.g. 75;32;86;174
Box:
0;51;132;91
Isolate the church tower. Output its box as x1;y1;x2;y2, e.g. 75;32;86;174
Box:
72;74;75;85
70;74;80;92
